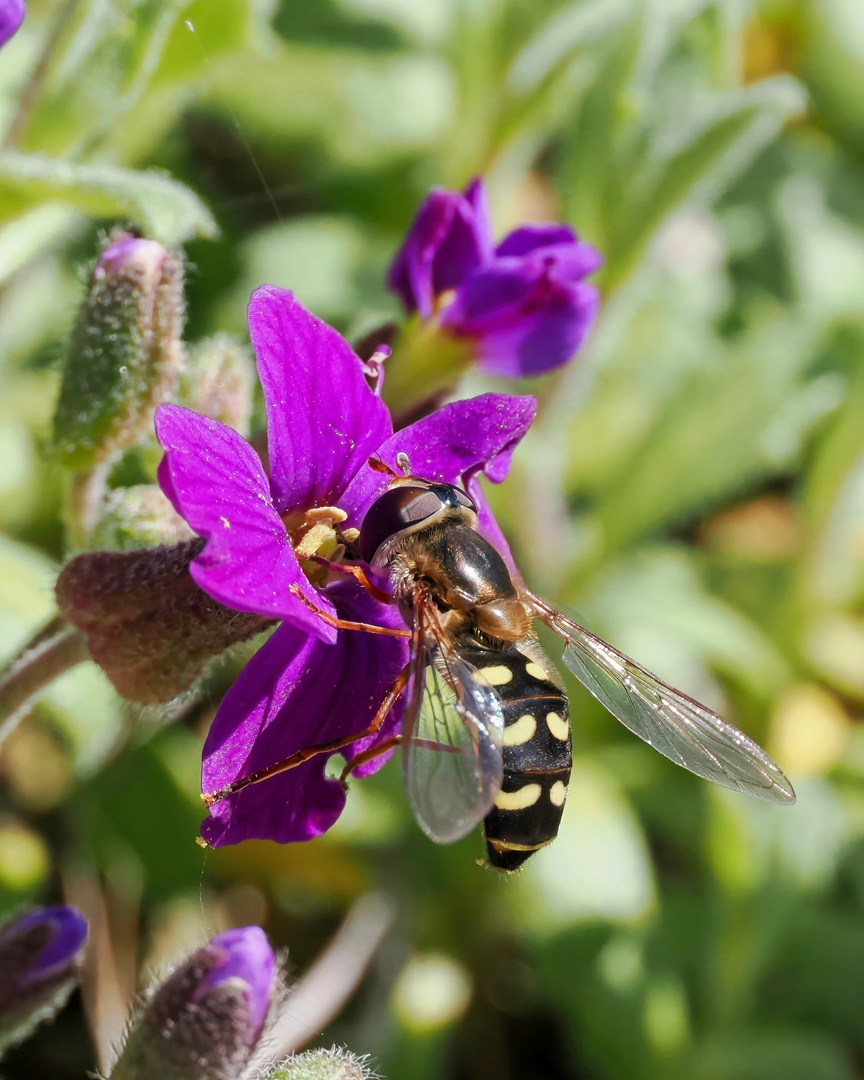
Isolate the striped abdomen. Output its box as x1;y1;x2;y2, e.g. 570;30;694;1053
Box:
462;644;572;872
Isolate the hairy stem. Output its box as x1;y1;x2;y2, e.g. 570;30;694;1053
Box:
0;615;89;747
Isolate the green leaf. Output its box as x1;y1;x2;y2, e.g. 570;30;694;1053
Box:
0;152;216;244
507;0;632;95
607;77;806;288
567;314;839;558
17;0;192;157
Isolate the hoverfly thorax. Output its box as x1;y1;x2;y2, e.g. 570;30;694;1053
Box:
359;479;531;642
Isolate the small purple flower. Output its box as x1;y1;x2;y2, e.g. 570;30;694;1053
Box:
388;177;602;377
155;286;536;848
0;0;25;48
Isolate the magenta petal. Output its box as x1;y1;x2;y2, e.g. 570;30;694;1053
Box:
201;579;408;847
248;287;392;514
441;258;600;377
0;0;25;47
155;404;336;642
387;183;492;317
339;393;536;528
474;282;600;378
497;227;603;281
496;224;578;256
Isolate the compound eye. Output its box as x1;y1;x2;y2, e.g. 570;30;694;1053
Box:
455;488;477;513
400;489;446;524
359;485;445;563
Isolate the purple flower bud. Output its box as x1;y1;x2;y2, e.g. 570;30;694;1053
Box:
95;233;167;285
193;927;275;1042
55;539;272;704
0;905;88;1053
53;231;185;478
387;178;602;386
0;0;25;48
113;926;276;1080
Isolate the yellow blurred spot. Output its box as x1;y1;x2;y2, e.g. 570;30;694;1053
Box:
0;721;72;811
393;953;473;1034
643;979;690;1057
770;683;850;777
741;18;799;83
699;495;802;562
0;820;49;891
805;614;864;697
597;935;643;992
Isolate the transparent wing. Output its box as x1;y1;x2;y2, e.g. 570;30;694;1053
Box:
524;591;796;805
402;598;505;844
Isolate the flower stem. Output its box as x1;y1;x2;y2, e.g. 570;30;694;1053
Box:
382;316;471;414
0;615;89;747
2;0;80;149
68;462;111;547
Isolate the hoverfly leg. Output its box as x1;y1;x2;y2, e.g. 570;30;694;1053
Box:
338;734;403;791
288;585;410;638
305;556;395;605
202;663;411;807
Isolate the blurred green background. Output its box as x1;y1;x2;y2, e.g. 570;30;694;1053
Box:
2;0;864;1076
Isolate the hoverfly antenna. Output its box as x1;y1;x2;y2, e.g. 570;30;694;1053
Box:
395;451;412;475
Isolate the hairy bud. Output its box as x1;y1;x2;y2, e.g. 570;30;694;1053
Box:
53;233;185;470
178;334;255;436
112;927;276;1080
55;539;272;703
263;1048;379;1080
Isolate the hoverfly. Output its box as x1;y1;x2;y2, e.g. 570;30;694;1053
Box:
205;456;796;871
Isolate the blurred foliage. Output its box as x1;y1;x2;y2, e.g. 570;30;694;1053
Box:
2;0;864;1077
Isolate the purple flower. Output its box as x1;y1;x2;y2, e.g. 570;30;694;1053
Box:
388;177;602;377
155;286;536;848
0;0;25;48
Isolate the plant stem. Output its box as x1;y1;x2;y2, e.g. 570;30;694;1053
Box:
0;615;89;747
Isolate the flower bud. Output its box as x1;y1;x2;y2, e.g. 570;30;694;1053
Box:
178;334;255;437
0;905;88;1053
112;926;276;1080
52;232;185;470
264;1047;378;1080
0;0;25;48
55;539;273;703
92;484;196;551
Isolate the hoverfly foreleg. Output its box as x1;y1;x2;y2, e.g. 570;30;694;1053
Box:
305;556;396;605
288;585;410;638
202;663;411;807
338;734;402;790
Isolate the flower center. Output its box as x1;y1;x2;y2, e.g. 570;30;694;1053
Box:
282;506;354;585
